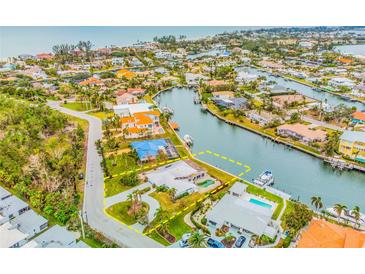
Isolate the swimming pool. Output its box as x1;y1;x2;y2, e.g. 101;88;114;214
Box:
199;180;215;188
249;198;272;209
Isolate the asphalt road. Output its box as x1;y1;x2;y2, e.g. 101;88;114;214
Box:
47;101;162;248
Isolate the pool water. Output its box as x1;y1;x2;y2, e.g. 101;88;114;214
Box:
199;180;215;188
249;198;272;209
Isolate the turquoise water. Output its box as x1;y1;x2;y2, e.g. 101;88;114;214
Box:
0;26;259;58
249;198;272;209
199;179;215;188
335;44;365;56
156;87;365;210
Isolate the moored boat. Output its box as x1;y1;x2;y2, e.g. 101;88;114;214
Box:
183;134;193;146
252;170;274;187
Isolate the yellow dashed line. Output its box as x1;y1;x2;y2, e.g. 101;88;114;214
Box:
192;153;196;157
213;153;220;157
206;150;212;154
238;172;245;177
236;162;242;166
221;156;227;160
198;151;205;155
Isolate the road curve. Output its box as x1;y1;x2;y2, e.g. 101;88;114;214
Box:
47;101;162;248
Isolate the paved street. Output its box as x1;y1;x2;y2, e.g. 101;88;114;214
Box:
47;101;162;248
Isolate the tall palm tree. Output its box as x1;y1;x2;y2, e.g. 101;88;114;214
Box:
188;231;207;248
311;196;323;217
351;206;361;229
334;204;347;223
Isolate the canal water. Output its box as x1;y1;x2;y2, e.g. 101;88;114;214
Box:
156;87;365;210
334;44;365;56
240;67;365;110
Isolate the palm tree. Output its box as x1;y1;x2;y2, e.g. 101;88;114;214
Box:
351;206;361;229
311;196;323;217
334;203;347;223
188;231;207;248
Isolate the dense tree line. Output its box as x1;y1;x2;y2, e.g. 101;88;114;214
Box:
0;95;85;225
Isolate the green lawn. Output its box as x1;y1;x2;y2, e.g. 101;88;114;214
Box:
106;201;149;225
88;111;113;120
167;212;192;240
148;231;170;246
104;176;142;198
61;102;94;112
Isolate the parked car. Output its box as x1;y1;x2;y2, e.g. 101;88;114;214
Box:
179;233;191;248
207;238;224;248
235;236;246;248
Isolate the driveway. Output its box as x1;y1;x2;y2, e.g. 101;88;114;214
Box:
47;101;162;248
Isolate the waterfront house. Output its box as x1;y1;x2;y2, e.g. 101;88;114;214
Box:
351;111;365;124
207;79;227;87
143;160;207;198
272;94;309;108
269;84;289;95
277;123;327;143
185;73;208;86
329;77;355;88
235;71;258;83
339;130;365;163
212;91;235;100
113;103;153;117
131;138;178;162
120;110;162;139
297;219;365;248
126;87;146;97
116;93;138;105
18;54;35;60
206;183;276;238
0;196;30;225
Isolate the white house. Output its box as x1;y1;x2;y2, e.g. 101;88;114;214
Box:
10;210;48;237
0;196;30;225
22;225;87;248
329;77;355;88
206;183;276;237
0;221;29;248
113;103;153;117
0;186;12;201
144;160;207;198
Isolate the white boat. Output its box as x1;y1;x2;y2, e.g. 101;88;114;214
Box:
183;134;193;146
253;170;274;187
162;106;174;114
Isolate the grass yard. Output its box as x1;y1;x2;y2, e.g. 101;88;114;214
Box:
88;111;114;120
106;201;149;225
150;191;203;214
191;158;234;183
104;176;142;198
61;102;94;112
167;212;193;240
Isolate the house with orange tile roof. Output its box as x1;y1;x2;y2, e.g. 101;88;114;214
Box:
36;53;53;60
79;77;102;87
116;93;138;105
297;219;365;248
126;87;146;96
120;110;163;139
207;79;227;87
352;111;365;124
116;69;135;79
338;57;353;64
277;123;327;143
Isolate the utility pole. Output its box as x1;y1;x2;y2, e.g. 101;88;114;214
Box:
79;210;86;239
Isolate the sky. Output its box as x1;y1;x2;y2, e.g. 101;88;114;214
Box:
0;26;262;58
